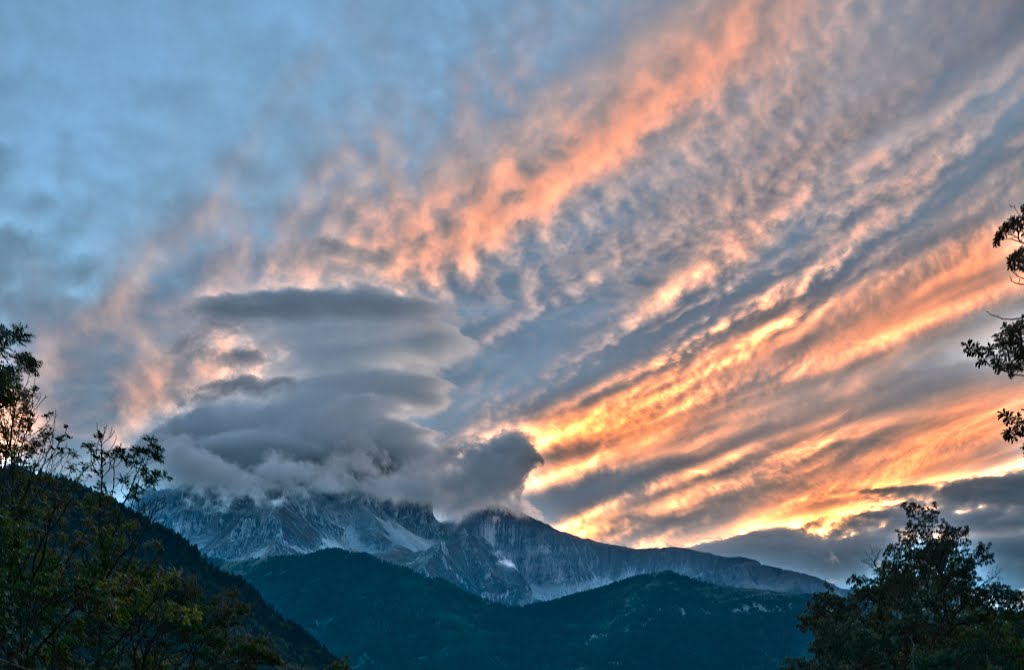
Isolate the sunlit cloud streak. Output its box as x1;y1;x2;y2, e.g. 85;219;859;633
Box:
2;0;1024;579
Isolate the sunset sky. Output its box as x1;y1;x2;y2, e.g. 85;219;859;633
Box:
3;0;1024;586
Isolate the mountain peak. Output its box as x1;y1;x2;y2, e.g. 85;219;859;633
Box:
149;487;833;605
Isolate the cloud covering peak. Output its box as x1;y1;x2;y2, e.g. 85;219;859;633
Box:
151;284;538;515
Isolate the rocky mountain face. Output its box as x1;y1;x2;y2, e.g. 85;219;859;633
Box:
148;488;831;605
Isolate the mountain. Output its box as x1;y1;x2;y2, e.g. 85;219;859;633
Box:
149;488;831;605
235;548;812;669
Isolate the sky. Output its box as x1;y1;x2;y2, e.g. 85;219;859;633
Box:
3;0;1024;586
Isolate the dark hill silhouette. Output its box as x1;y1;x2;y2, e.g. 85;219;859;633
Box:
236;547;811;669
0;468;340;669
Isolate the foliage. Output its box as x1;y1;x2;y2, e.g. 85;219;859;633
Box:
962;204;1024;453
0;323;344;669
784;502;1024;670
991;204;1024;282
0;323;68;471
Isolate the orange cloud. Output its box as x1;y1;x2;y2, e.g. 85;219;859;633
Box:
514;223;1024;548
52;0;1024;560
258;0;785;292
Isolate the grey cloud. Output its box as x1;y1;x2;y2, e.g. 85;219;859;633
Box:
293;330;479;371
436;432;544;516
196;374;295;400
0;225;33;284
0;141;13;184
697;472;1024;589
176;287;478;396
241;322;478;380
154;283;539;515
193;287;440;322
162;371;453;451
326;370;454;407
499;189;525;205
0;225;101;347
697;526;887;589
193;429;329;469
217;347;266;366
162;408;544;516
161;437;263;494
310;237;394;266
859;484;936;499
366;431;544;518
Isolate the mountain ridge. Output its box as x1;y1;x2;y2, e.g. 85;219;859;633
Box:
149;487;832;605
235;547;812;669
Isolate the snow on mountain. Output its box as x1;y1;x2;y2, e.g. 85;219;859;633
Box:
148;488;832;605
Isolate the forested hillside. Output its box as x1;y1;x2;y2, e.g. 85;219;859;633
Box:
237;548;811;670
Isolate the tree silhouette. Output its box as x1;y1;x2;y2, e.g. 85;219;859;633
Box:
963;204;1024;452
785;502;1024;669
0;323;298;668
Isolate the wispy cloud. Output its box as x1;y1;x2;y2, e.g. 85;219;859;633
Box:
2;0;1024;562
